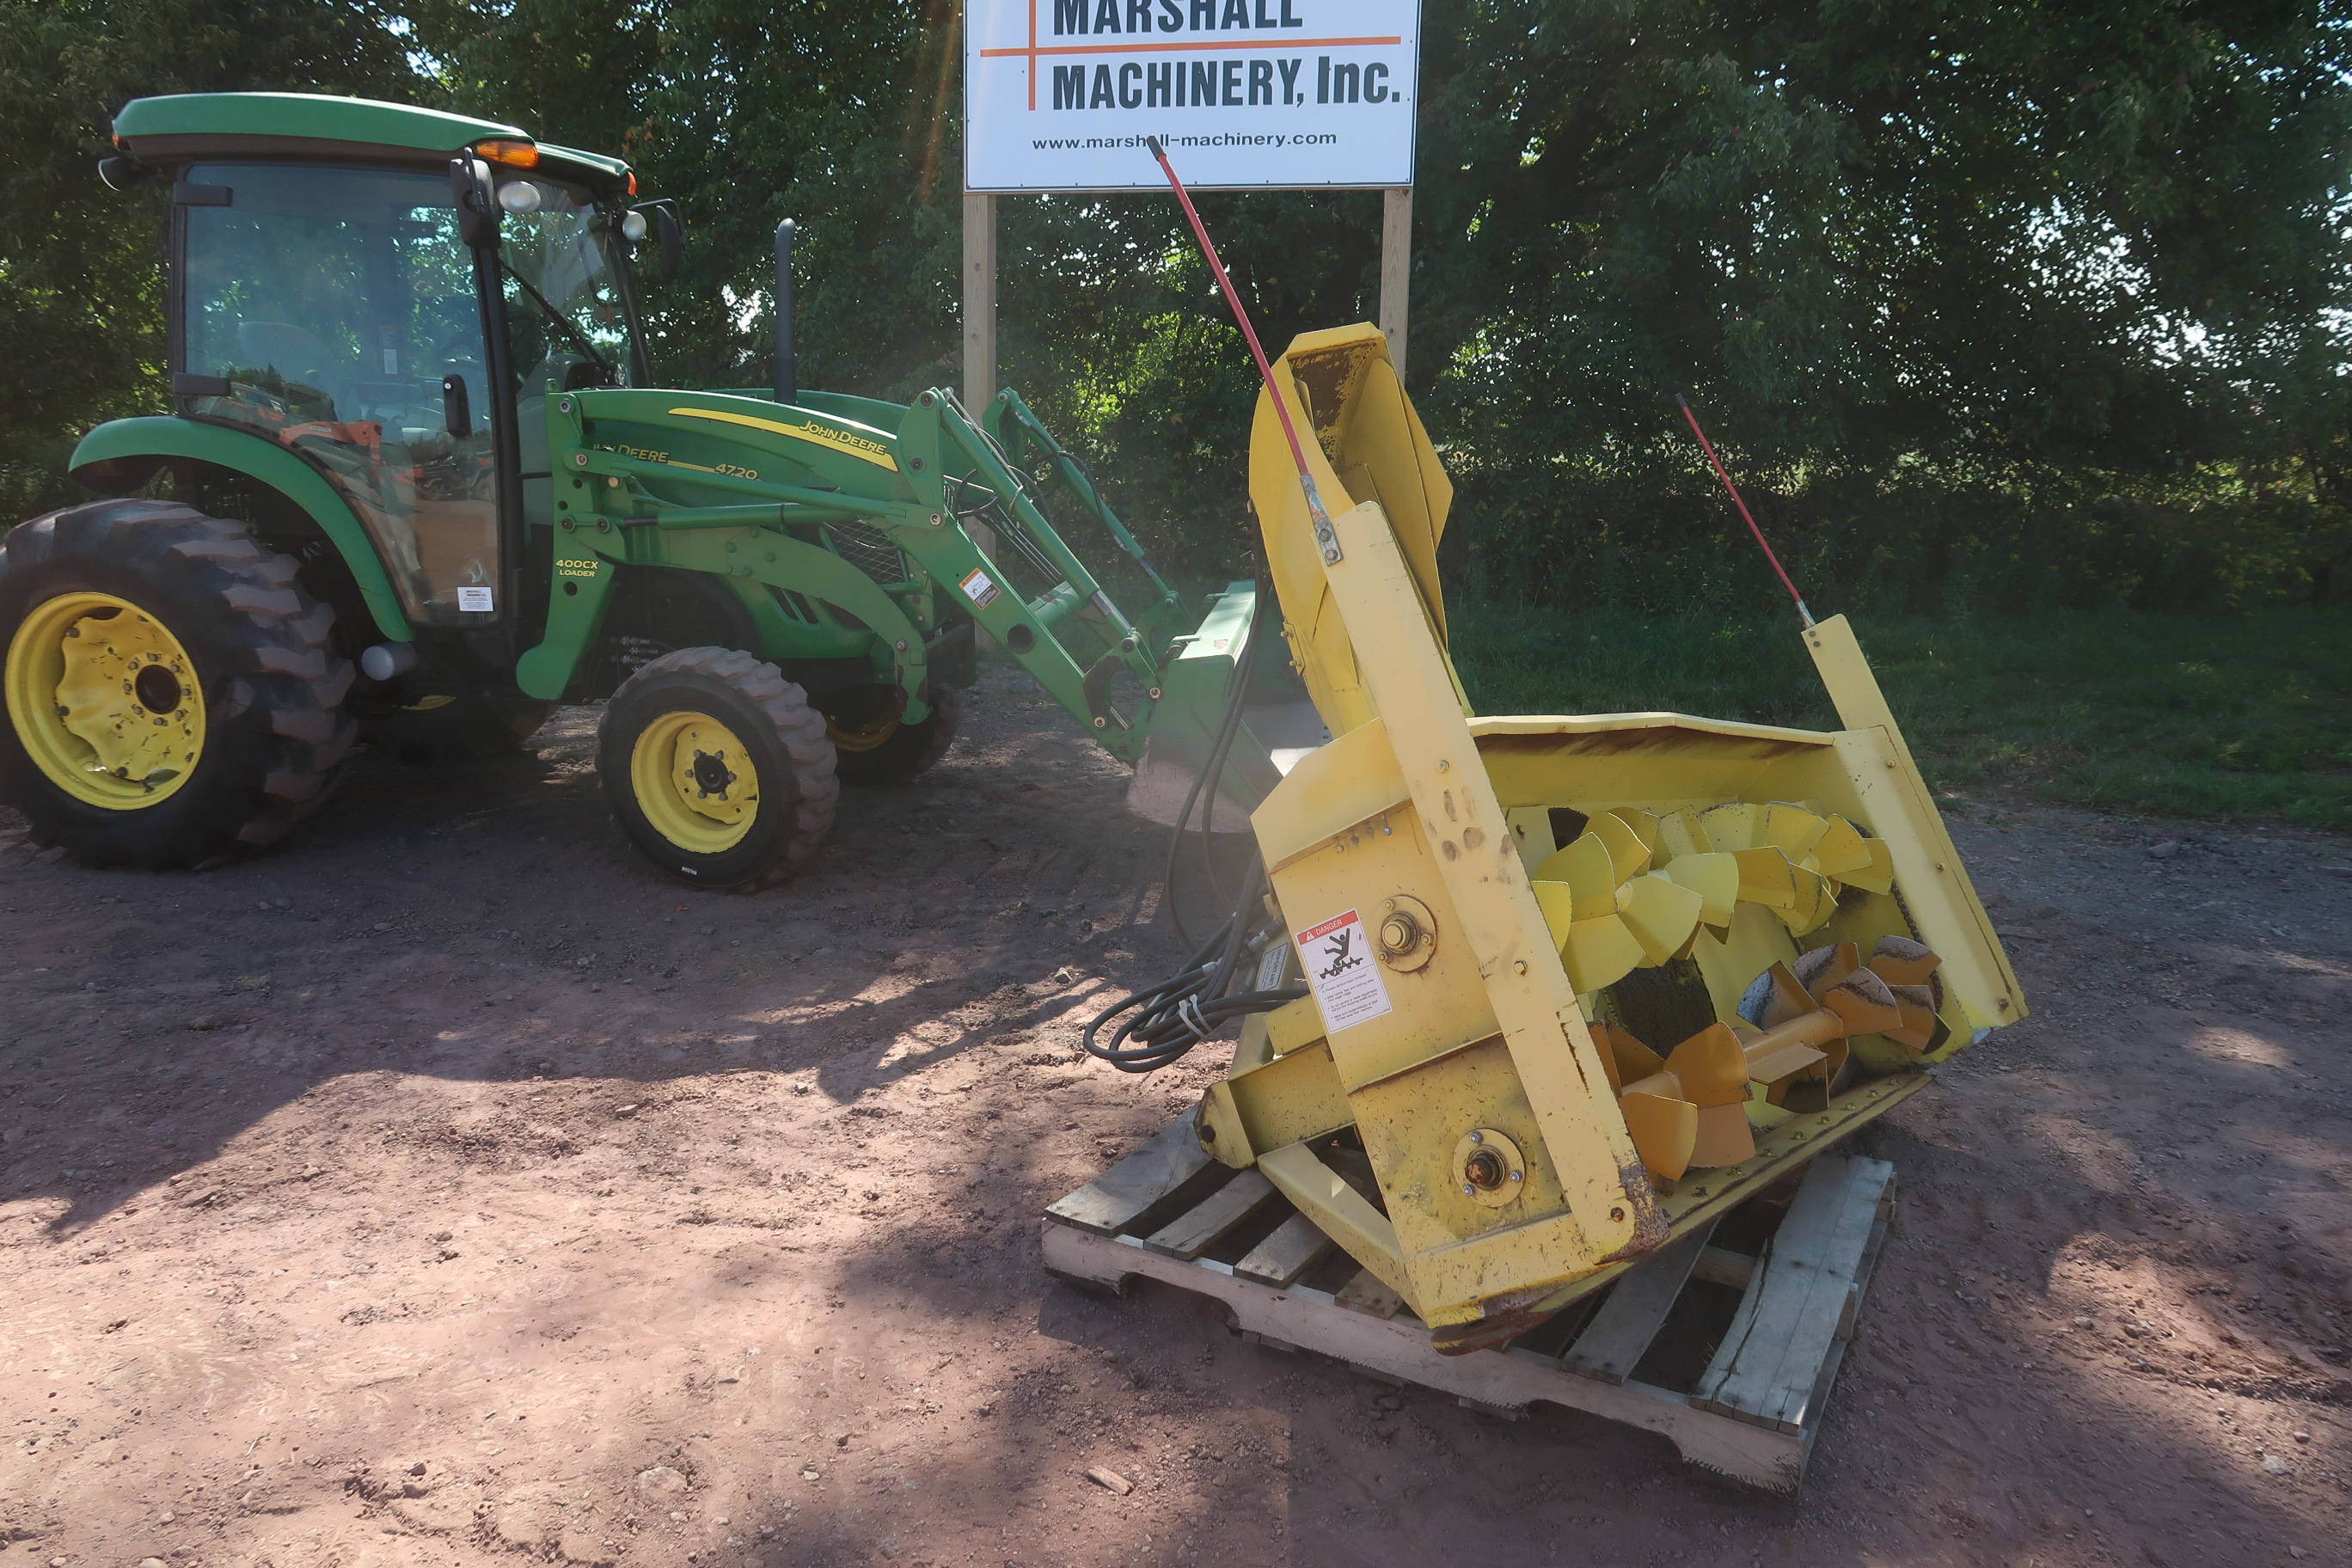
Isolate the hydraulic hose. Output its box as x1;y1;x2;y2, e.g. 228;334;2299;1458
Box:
1083;848;1306;1074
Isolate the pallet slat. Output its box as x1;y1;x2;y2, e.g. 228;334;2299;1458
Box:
1561;1219;1719;1386
1045;1118;1224;1238
1234;1210;1338;1288
1145;1169;1278;1259
1691;1155;1893;1433
1335;1268;1409;1321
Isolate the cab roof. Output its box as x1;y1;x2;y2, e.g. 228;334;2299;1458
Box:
112;93;632;191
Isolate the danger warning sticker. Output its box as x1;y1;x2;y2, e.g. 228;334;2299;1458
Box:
1295;909;1393;1035
959;567;1001;609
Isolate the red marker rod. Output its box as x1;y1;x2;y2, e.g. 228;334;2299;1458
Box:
1675;394;1813;626
1146;136;1344;567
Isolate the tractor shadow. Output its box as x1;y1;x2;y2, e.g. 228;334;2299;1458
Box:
0;696;1260;1238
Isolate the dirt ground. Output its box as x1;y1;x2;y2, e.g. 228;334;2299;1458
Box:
3;662;2349;1568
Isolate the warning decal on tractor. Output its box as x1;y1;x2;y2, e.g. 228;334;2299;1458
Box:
959;568;1001;609
1295;910;1393;1035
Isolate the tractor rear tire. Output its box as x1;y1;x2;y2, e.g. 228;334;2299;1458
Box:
0;499;356;869
362;693;554;763
828;683;964;787
597;646;837;891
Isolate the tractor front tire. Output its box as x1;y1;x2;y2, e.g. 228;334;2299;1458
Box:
828;683;964;787
0;499;355;868
597;646;838;891
362;693;554;763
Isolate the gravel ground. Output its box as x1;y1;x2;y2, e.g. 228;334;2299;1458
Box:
2;665;2348;1568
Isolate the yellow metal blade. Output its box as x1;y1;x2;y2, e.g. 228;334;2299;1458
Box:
1606;807;1663;867
1534;833;1622;920
1794;940;1863;994
1809;814;1872;878
1770;867;1836;934
1760;961;1816;1026
1663;1021;1752;1107
1529;879;1577;949
1620;1069;1682;1100
1760;803;1831;861
1730;846;1799;909
1601;1024;1668;1086
1561;914;1647;994
1887;983;1940;1052
1820;969;1905;1037
1589;810;1655;882
1661;850;1740;927
1618;1090;1697;1182
1657;805;1712;859
1841;837;1897;894
1689;1101;1757;1168
1867;934;1942;988
1699;802;1762;850
1585;1019;1632;1094
1620;873;1704;965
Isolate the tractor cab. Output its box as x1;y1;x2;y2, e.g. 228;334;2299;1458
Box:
121;95;651;628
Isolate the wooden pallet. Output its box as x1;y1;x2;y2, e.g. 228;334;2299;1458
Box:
1042;1120;1896;1494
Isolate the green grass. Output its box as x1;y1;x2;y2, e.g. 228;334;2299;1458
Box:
1446;602;2352;835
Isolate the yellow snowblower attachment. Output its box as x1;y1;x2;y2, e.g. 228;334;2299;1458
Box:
1194;323;2024;1353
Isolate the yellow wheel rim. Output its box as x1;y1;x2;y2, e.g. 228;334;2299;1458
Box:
5;591;206;811
629;709;760;854
827;710;900;754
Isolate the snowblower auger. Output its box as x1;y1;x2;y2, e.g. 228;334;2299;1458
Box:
1182;323;2025;1354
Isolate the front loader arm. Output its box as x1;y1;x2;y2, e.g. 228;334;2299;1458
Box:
517;385;1191;764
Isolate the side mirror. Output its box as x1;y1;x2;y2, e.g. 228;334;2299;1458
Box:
441;374;473;438
97;156;145;192
631;200;685;275
449;156;499;249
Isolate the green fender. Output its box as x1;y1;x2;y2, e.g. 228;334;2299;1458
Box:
68;416;414;641
516;527;930;716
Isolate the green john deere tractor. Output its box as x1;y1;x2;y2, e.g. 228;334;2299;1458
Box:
1;92;1315;888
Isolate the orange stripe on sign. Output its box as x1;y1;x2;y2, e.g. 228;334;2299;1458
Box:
981;35;1401;58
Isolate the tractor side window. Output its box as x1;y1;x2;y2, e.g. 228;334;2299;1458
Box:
180;164;499;627
496;181;634;397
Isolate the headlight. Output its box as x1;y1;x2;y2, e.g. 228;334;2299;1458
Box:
497;182;544;215
621;211;650;242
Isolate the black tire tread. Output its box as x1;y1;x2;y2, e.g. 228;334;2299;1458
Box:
0;499;355;867
603;646;837;891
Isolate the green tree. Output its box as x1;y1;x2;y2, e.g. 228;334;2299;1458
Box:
0;0;430;511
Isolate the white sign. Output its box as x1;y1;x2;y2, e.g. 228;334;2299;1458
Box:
1295;909;1393;1034
965;0;1420;193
